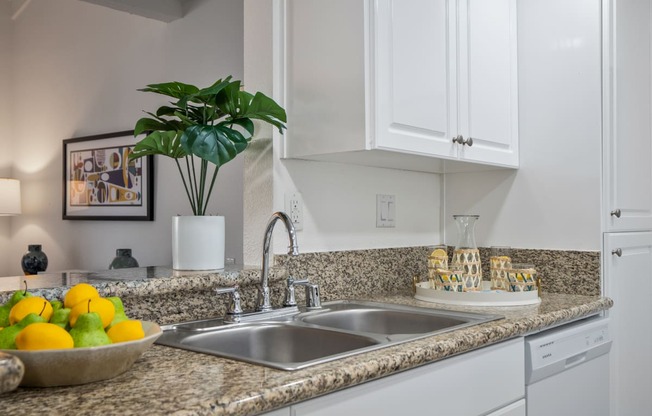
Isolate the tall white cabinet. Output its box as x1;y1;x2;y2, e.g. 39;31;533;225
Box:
602;0;652;414
603;0;652;232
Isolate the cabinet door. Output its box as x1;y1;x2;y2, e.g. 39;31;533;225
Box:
604;232;652;415
457;0;519;167
374;0;458;159
291;338;524;416
604;0;652;231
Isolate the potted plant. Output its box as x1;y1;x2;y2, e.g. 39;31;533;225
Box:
129;76;286;270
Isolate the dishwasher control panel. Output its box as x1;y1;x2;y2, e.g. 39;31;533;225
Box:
525;316;611;384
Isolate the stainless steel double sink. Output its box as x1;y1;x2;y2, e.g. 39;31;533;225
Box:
156;300;502;371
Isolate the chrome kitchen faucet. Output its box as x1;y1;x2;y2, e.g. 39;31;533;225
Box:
215;211;318;322
258;211;300;312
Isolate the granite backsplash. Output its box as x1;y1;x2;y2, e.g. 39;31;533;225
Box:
276;246;601;297
0;246;600;325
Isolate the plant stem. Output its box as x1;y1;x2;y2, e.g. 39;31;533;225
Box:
190;156;199;213
198;159;208;215
184;156;198;215
203;165;219;215
175;159;196;214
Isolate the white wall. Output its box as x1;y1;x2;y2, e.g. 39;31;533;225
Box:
3;0;244;275
0;2;14;273
444;0;602;251
273;160;442;254
242;0;273;266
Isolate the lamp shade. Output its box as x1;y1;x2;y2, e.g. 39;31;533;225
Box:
0;178;21;215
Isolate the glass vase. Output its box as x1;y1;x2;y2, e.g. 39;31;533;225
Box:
109;248;140;269
21;244;49;275
451;215;482;290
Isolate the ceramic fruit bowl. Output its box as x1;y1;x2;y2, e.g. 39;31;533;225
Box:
0;351;24;393
0;321;161;387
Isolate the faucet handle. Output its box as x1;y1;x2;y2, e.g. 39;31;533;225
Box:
284;277;321;309
284;277;309;307
215;285;243;323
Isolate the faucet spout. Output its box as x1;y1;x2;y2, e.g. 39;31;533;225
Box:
258;211;299;312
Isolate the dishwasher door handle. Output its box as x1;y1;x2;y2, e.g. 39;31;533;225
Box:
564;352;588;369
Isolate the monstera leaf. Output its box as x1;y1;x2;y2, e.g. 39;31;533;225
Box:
181;124;248;168
243;92;287;134
138;81;200;100
131;131;186;159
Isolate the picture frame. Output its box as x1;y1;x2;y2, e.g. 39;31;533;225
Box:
62;130;154;221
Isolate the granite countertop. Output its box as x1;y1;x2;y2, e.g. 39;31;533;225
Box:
0;269;612;416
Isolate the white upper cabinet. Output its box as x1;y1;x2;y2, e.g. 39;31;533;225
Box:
603;0;652;231
281;0;519;173
456;0;519;167
375;0;518;168
374;0;457;160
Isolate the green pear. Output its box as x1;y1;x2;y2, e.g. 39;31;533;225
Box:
50;300;63;313
69;312;112;347
106;297;128;329
49;307;71;330
0;313;47;349
0;309;8;329
0;289;33;328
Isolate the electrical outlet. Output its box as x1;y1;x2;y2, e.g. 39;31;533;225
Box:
285;192;304;231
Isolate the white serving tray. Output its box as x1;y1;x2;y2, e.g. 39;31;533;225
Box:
415;281;541;307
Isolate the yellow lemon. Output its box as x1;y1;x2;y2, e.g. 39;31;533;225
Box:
64;283;100;309
70;298;115;329
16;322;74;350
9;297;53;325
107;320;145;343
430;248;447;258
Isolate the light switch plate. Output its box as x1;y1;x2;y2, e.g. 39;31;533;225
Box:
376;194;396;228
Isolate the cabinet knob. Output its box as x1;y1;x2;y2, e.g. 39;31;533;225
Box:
612;248;622;257
610;209;622;218
452;136;473;146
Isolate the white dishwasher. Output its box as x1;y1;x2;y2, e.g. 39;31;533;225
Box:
525;316;611;416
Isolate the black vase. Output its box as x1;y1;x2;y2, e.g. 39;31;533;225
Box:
21;245;48;275
109;248;139;269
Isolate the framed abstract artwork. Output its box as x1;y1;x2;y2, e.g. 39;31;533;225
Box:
62;130;154;221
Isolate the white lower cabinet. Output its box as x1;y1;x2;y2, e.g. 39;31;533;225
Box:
604;232;652;415
263;409;291;416
271;338;524;416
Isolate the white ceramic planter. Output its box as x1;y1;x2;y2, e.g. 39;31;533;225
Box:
172;216;225;270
